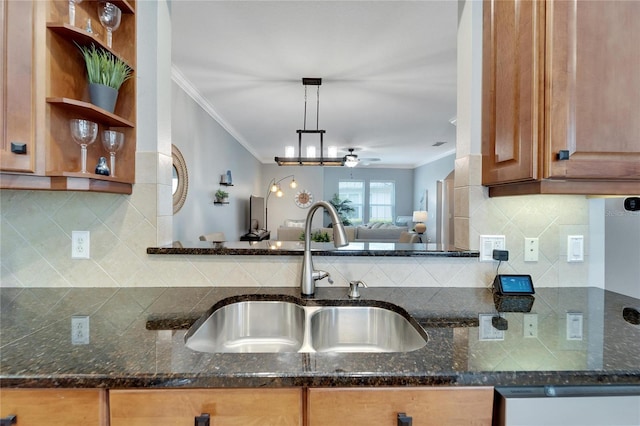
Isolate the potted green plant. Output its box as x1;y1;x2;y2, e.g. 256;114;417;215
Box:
298;230;330;242
77;43;132;113
215;189;229;203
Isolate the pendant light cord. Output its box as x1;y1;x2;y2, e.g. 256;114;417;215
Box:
316;85;320;131
302;81;321;131
303;85;308;131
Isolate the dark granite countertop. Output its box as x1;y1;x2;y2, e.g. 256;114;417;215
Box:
147;240;479;257
1;286;639;389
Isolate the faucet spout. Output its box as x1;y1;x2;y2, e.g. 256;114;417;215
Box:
301;200;349;296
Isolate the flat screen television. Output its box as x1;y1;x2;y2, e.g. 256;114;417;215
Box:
249;195;265;231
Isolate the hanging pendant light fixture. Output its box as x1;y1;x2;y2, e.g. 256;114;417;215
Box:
275;78;346;166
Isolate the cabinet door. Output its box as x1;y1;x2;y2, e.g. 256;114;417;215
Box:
0;0;36;173
545;0;640;179
109;388;302;426
482;0;546;185
0;389;107;426
307;387;493;426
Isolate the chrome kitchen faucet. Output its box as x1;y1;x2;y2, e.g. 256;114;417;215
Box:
300;201;349;296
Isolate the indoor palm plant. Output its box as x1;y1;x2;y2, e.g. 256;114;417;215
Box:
77;43;132;113
327;194;355;226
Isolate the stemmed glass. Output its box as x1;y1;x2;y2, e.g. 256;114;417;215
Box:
68;0;84;27
70;119;98;174
98;2;121;48
101;130;124;177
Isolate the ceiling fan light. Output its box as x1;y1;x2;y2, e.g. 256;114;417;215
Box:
345;155;359;168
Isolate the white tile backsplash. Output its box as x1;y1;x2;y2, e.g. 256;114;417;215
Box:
1;182;592;289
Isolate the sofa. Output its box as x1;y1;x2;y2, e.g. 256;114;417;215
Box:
276;221;408;242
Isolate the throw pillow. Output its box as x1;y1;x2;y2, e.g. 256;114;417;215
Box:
284;219;305;228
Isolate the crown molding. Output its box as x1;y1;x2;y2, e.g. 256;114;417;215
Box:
171;65;263;162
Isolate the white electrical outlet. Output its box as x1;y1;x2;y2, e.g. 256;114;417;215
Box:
71;315;90;345
479;314;505;340
567;235;584;262
71;231;90;259
523;313;538;338
524;237;539;262
479;235;506;262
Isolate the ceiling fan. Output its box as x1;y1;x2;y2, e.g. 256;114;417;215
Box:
344;148;381;167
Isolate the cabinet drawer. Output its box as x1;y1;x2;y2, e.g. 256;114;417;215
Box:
109;388;302;426
0;389;107;426
308;387;493;426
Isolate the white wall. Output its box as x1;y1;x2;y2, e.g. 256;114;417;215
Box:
322;167;415;226
605;197;640;298
414;153;456;242
171;81;263;242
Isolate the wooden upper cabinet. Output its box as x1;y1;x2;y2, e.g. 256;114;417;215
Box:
0;0;36;173
482;0;545;186
482;0;640;196
545;0;640;180
1;0;136;194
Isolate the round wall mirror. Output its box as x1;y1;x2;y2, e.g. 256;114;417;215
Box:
172;144;188;214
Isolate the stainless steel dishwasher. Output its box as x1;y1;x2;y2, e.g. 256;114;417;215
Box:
493;385;640;426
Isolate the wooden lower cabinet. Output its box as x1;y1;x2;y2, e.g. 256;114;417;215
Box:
307;387;494;426
109;388;303;426
1;386;492;425
0;389;108;426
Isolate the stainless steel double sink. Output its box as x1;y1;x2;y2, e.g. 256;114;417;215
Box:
184;298;428;354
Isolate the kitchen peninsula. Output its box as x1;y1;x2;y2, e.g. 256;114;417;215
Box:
2;286;639;388
2;286;639;424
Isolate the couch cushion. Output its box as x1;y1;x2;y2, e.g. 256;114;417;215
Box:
284;219;305;228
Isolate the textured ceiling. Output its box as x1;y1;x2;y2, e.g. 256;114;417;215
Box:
171;1;458;168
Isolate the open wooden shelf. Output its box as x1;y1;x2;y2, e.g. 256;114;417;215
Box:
47;97;135;127
55;170;132;183
110;0;135;14
1;173;132;194
46;23;135;69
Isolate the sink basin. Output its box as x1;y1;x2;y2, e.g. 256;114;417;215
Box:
309;306;427;353
185;298;427;354
184;300;306;353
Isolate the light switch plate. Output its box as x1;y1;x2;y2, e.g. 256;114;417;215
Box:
567;235;584;262
566;312;583;340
